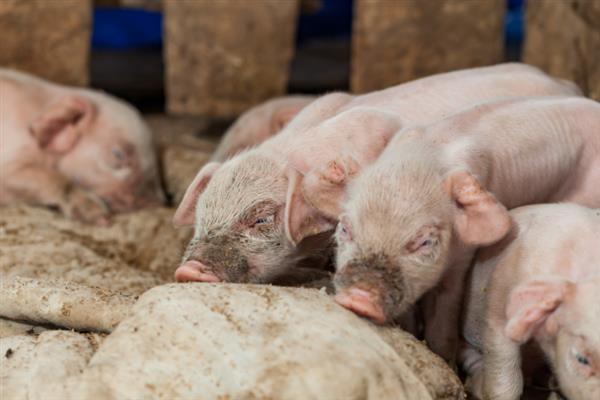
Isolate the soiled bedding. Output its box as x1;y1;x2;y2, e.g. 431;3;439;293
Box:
0;118;464;399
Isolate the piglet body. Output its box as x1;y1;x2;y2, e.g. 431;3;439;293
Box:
173;63;581;285
461;203;600;400
0;69;164;224
211;95;316;162
330;96;600;362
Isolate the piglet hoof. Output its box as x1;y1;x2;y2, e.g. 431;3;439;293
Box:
335;288;386;324
62;186;111;225
175;260;221;283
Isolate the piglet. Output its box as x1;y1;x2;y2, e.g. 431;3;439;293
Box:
172;64;581;286
327;96;600;362
211;96;315;161
0;69;165;224
461;203;600;400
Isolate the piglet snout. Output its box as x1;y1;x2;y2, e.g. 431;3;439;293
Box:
335;288;386;324
175;260;221;283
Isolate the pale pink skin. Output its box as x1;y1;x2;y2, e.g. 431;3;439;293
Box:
461;204;600;400
211;95;316;162
172;63;581;285
0;69;165;224
330;96;600;363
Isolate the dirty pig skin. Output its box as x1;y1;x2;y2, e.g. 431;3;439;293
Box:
461;203;600;400
328;96;600;363
173;63;580;285
0;69;165;224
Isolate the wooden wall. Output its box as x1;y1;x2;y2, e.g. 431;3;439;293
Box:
0;0;91;86
1;0;598;116
163;0;299;118
351;0;505;93
523;0;600;101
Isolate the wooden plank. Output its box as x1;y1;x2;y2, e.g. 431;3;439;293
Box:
351;0;505;93
523;0;600;101
0;0;91;86
164;0;299;118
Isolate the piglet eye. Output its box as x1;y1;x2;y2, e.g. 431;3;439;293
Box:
420;239;433;248
112;147;126;161
406;225;439;253
339;222;352;241
253;214;274;226
576;354;589;366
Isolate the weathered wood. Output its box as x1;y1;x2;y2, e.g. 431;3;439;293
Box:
524;0;600;101
351;0;505;93
164;0;299;118
0;0;92;86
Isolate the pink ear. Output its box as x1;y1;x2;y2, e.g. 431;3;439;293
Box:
446;170;512;246
505;279;573;343
173;162;221;227
29;95;95;154
302;155;360;220
284;167;336;245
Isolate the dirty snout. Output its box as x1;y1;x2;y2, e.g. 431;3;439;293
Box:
333;254;407;324
175;235;251;283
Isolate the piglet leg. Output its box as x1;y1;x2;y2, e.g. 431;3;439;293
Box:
5;166;109;224
422;259;470;366
482;321;523;400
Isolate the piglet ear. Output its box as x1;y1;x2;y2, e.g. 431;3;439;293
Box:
29;95;95;154
302;155;360;220
446;170;512;246
284;167;336;246
505;279;574;343
173;162;221;227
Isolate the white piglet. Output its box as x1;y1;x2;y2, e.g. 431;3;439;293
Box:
462;203;600;400
324;96;600;362
172;64;581;286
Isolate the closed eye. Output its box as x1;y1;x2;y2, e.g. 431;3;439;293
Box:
252;214;274;227
576;354;589;366
420;239;433;248
405;225;440;254
338;219;352;241
112;147;126;161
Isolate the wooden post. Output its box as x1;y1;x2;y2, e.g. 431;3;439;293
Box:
351;0;505;93
524;0;600;101
0;0;92;86
164;0;299;118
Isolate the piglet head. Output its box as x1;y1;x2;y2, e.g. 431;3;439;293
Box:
332;142;512;324
506;278;600;400
173;151;333;284
30;92;165;216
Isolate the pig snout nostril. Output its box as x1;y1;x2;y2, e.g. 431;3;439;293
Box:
174;260;221;283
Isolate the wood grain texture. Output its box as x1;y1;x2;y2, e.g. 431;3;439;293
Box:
0;0;91;86
524;0;600;100
164;0;299;117
351;0;505;93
